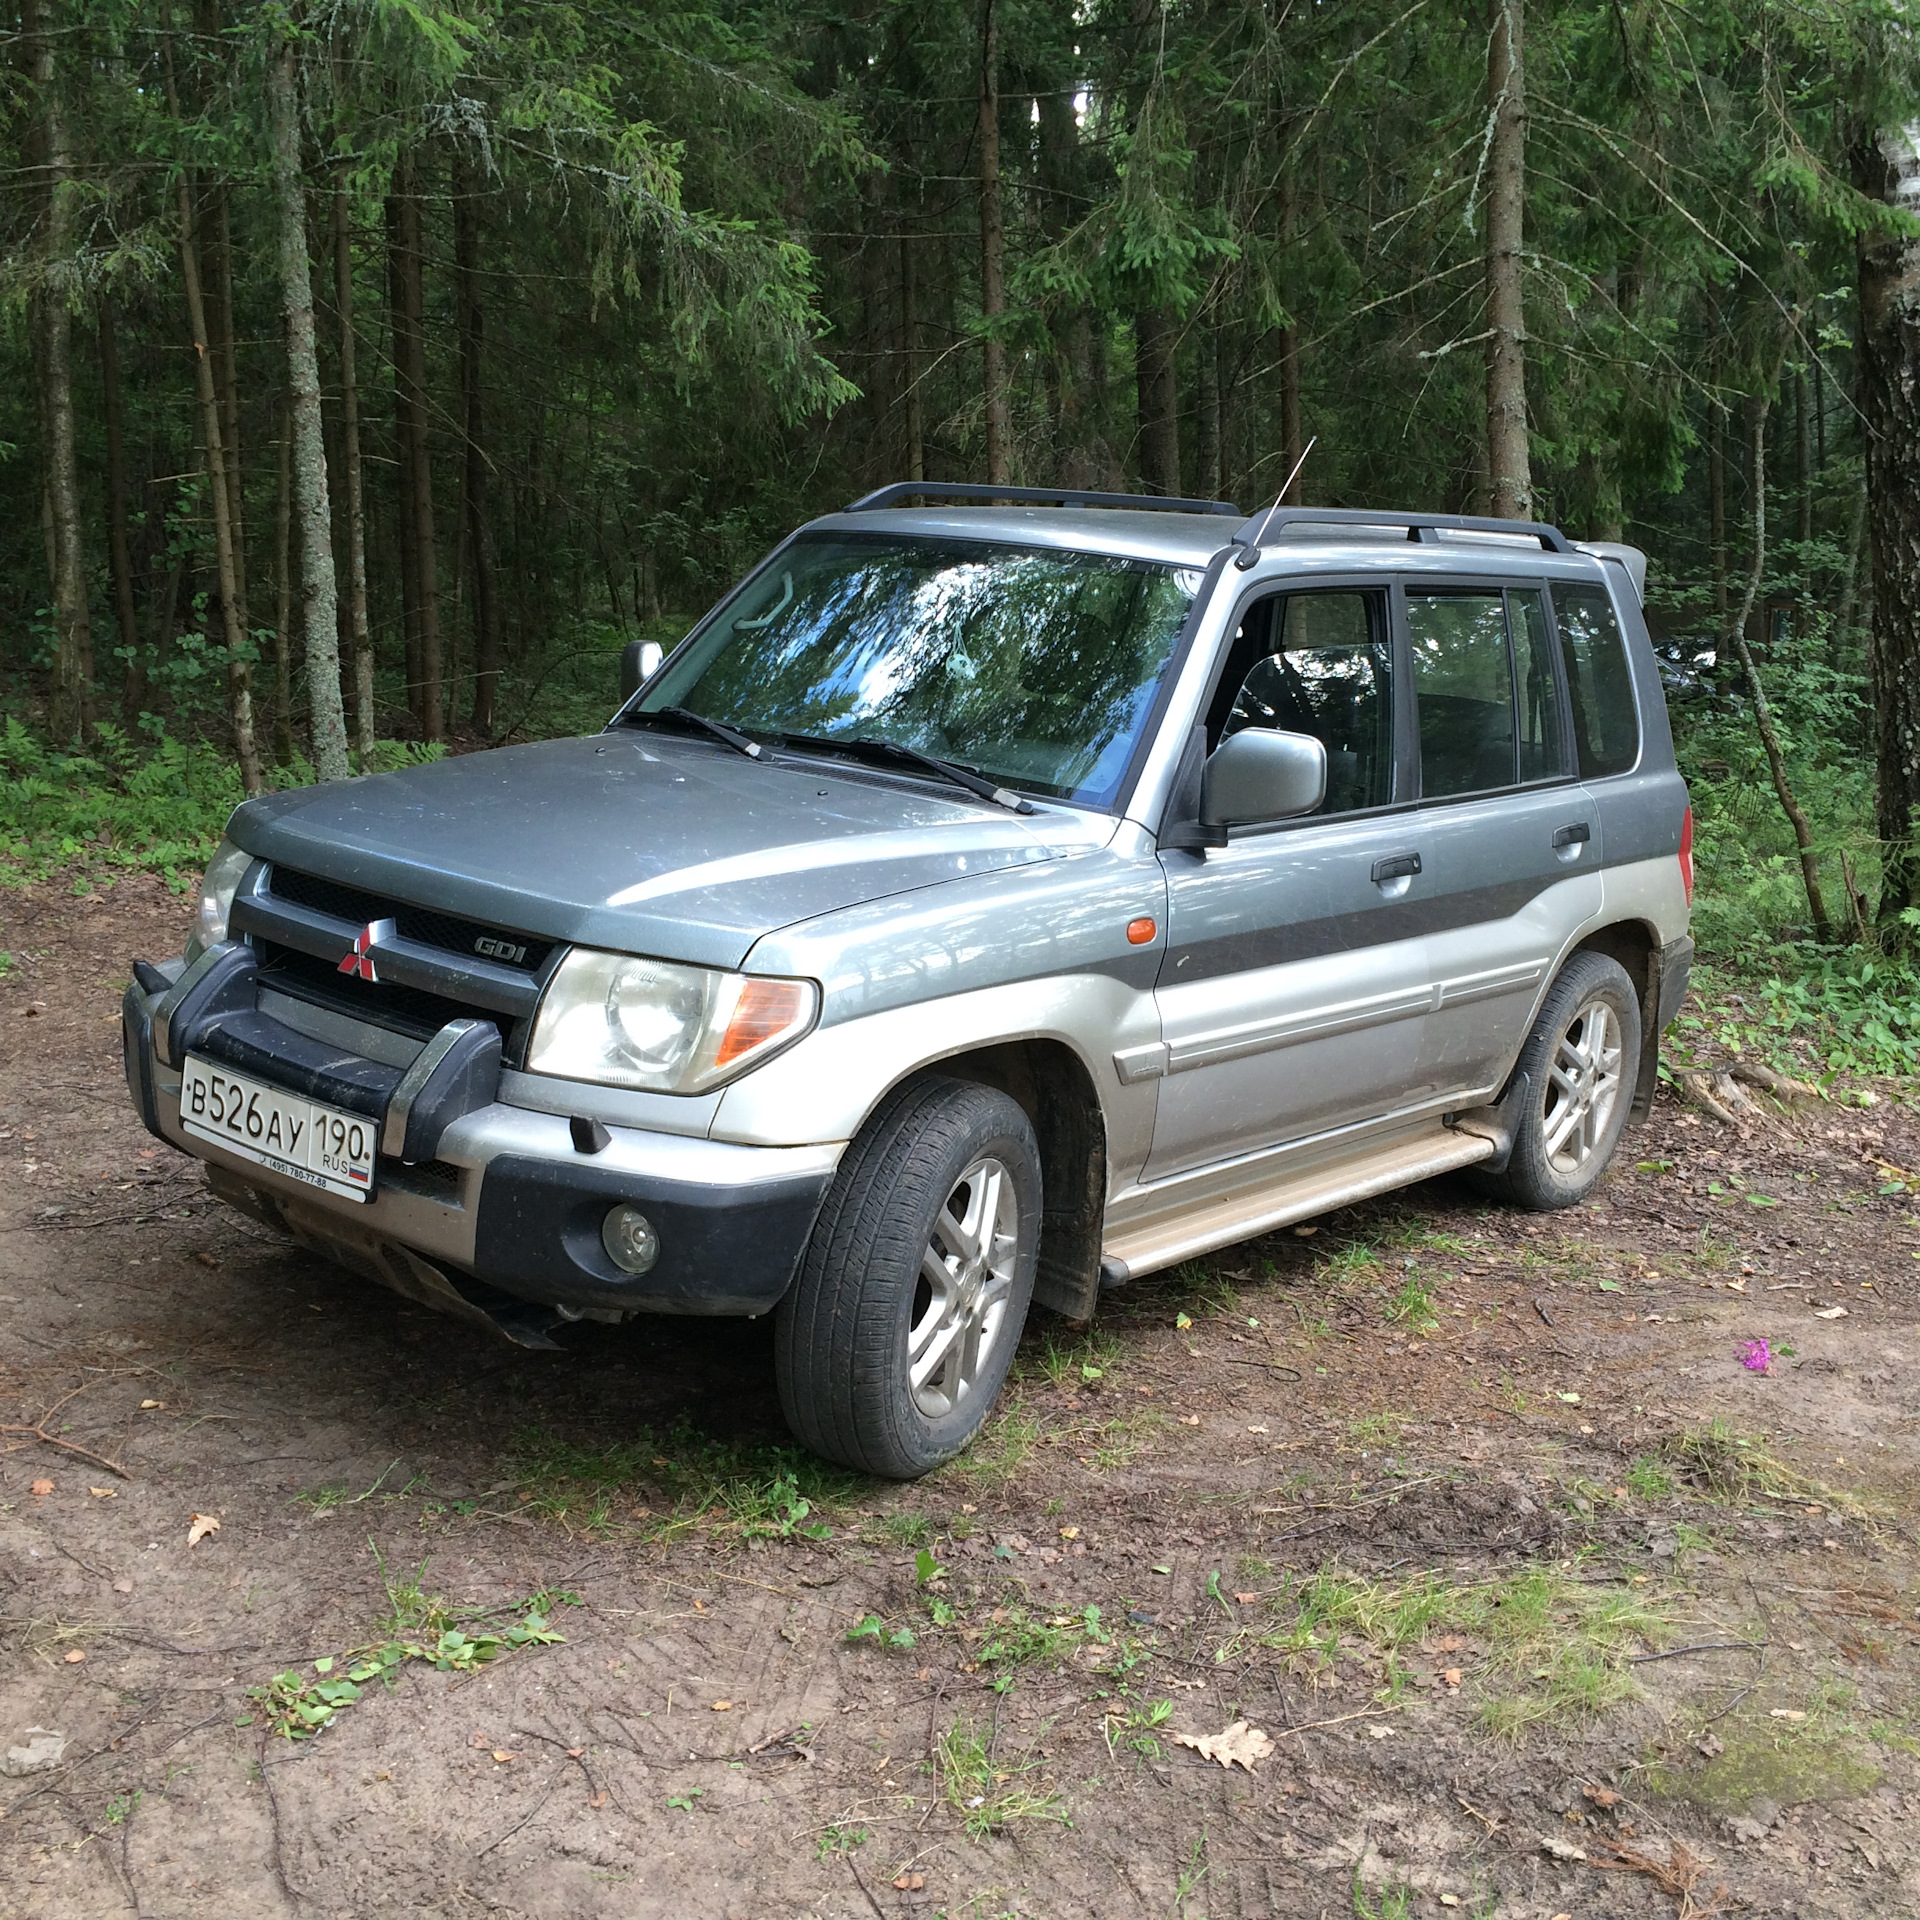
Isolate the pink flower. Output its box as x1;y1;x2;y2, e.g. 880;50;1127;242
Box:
1740;1338;1773;1375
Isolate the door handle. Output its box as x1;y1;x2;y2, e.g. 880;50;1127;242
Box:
1370;851;1422;884
1552;822;1592;849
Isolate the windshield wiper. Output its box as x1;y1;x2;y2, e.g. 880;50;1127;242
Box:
629;705;764;760
783;734;1035;815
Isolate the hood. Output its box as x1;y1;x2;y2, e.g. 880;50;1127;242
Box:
229;731;1080;970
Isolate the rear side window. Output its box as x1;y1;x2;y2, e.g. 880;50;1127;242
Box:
1553;585;1639;777
1406;591;1517;796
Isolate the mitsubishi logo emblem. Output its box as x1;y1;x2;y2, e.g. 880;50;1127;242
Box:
338;918;396;982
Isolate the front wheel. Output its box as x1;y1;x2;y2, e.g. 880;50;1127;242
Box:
775;1076;1040;1478
1473;950;1642;1211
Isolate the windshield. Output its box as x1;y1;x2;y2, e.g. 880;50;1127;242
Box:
637;534;1201;808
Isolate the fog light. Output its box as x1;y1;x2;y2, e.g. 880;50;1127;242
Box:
601;1204;659;1275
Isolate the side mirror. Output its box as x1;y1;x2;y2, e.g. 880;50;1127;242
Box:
1200;728;1327;828
620;639;665;703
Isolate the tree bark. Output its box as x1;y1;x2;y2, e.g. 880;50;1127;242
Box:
392;154;442;739
269;41;348;781
1708;398;1728;626
1855;125;1920;933
977;0;1010;485
176;178;265;796
1795;367;1812;546
27;0;92;742
386;182;422;722
1135;305;1181;494
901;227;925;483
332;186;375;763
452;152;502;734
1484;0;1531;519
273;407;293;765
1724;393;1835;943
1194;322;1220;501
210;191;251;649
98;301;142;725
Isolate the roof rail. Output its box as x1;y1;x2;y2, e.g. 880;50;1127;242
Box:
843;482;1243;518
1231;506;1574;559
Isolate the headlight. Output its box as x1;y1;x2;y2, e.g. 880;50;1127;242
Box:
526;949;818;1094
187;839;253;958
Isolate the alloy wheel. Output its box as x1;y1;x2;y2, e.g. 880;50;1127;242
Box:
1542;996;1623;1174
909;1155;1019;1420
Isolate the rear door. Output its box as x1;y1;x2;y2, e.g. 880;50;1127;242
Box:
1402;581;1602;1096
1145;583;1444;1181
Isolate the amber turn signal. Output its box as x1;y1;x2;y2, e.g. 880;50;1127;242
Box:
1126;917;1158;946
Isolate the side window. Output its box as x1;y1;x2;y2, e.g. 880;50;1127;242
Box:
1553;585;1639;777
1221;590;1394;814
1511;589;1563;781
1407;591;1516;796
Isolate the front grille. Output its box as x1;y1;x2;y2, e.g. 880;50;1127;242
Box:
268;867;554;973
254;940;509;1043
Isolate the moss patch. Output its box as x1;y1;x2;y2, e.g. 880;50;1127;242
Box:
1647;1726;1881;1816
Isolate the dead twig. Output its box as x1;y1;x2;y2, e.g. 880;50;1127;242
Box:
845;1851;889;1920
1;1384;132;1479
1628;1639;1768;1665
1587;1834;1732;1919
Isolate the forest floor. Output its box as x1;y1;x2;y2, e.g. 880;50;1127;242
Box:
1;874;1917;1920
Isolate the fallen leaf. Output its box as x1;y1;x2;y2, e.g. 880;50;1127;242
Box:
1246;1423;1269;1435
140;1399;165;1411
112;1579;132;1595
1541;1835;1587;1863
88;1487;115;1499
1175;1312;1193;1330
892;1874;926;1892
1556;1391;1582;1404
1367;1722;1395;1738
1058;1526;1080;1540
1769;1709;1807;1723
186;1513;220;1547
1695;1731;1725;1758
63;1650;86;1664
492;1750;517;1763
1440;1898;1460;1910
711;1700;733;1711
1813;1305;1848;1319
30;1479;53;1497
1442;1668;1462;1687
1584;1784;1621;1808
1234;1591;1260;1605
566;1747;585;1758
1182;1415;1201;1427
1169;1720;1275;1773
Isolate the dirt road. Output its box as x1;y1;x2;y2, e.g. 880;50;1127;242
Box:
2;876;1916;1919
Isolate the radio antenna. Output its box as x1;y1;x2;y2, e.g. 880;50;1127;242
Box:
1234;435;1318;570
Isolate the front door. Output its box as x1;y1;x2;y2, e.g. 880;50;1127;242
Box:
1146;584;1441;1181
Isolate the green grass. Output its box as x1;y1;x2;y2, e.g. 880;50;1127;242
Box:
1626;1454;1675;1500
935;1715;1068;1839
1383;1272;1439;1330
509;1421;854;1541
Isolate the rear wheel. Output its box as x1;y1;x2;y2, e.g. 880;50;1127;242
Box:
775;1076;1040;1478
1474;950;1641;1211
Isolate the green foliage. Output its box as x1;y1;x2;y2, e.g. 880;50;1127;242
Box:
935;1715;1068;1840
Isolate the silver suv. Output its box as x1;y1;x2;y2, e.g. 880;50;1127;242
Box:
124;487;1693;1477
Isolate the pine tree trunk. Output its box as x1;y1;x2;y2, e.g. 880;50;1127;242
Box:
177;178;265;796
901;227;925;483
210;192;251;648
394;156;442;740
1795;367;1812;546
1709;398;1728;626
977;0;1010;485
1135;305;1181;494
332;186;375;763
1484;0;1531;519
452;154;502;735
269;41;348;781
1194;323;1221;501
98;301;142;725
274;408;293;765
386;183;423;723
27;0;92;742
1855;125;1920;933
1724;393;1835;943
1278;173;1305;504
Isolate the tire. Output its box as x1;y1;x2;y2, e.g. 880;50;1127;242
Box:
775;1075;1041;1479
1473;950;1642;1211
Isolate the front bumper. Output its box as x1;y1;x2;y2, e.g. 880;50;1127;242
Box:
123;949;839;1326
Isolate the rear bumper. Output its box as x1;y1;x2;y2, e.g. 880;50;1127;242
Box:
123;950;839;1322
1655;934;1694;1033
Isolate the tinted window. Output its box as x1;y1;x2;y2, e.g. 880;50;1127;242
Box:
1222;591;1394;814
1407;591;1516;796
641;535;1199;808
1553;585;1639;777
1511;589;1563;781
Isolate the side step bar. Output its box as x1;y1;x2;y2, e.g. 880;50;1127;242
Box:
1100;1127;1496;1285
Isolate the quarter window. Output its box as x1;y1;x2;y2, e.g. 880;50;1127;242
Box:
1220;590;1395;814
1552;585;1640;777
1407;587;1567;797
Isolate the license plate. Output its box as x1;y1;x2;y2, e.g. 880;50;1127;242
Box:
180;1055;377;1203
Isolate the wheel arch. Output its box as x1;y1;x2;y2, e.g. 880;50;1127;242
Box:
1570;920;1660;1118
895;1038;1108;1324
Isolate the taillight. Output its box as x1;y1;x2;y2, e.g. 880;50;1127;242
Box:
1678;805;1694;907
